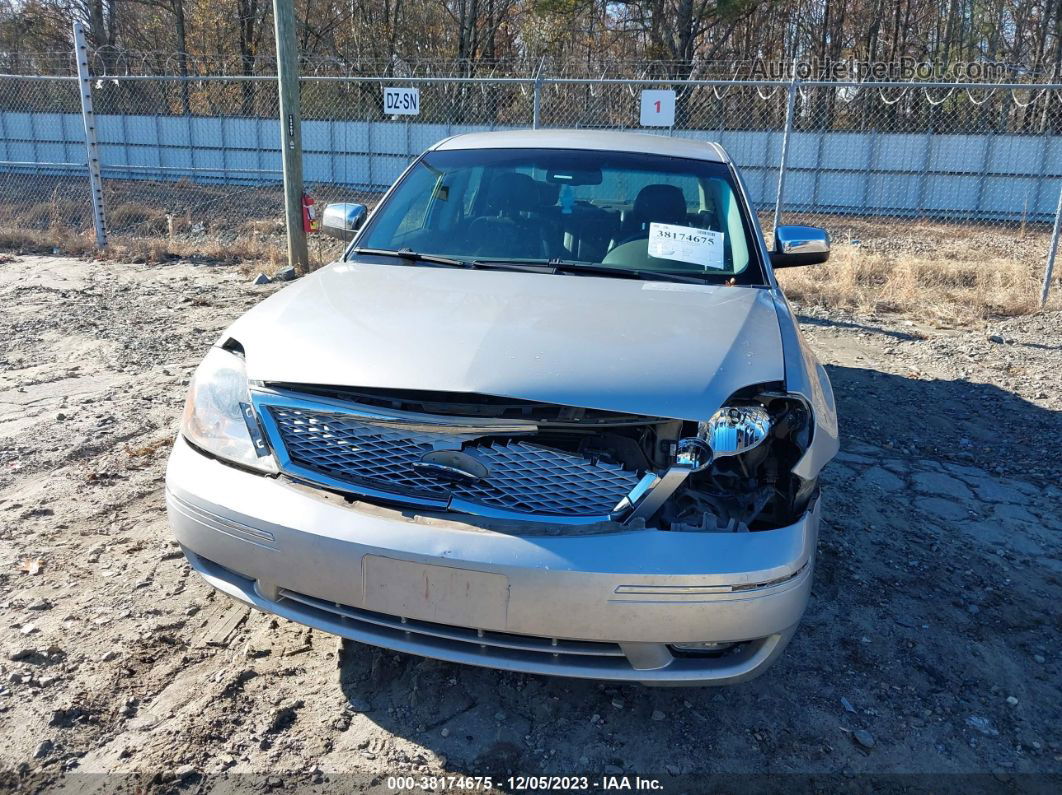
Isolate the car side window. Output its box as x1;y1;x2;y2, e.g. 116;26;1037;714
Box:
381;163;441;243
462;166;483;218
393;189;433;237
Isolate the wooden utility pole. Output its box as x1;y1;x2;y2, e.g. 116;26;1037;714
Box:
273;0;309;273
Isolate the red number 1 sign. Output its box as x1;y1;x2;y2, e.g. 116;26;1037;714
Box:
640;90;676;127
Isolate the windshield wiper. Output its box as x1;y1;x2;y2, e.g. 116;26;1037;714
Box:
352;247;471;268
548;261;708;284
356;250;551;275
473;258;707;284
353;250;710;284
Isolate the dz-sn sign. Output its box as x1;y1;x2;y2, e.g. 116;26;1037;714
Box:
384;88;420;116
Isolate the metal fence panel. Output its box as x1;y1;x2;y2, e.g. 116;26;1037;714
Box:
7;75;1062;222
0;68;1059;301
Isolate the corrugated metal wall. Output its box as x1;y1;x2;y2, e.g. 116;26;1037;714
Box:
1;110;1058;221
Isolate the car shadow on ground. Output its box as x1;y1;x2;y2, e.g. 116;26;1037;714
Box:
824;363;1061;480
333;366;1061;777
796;313;925;342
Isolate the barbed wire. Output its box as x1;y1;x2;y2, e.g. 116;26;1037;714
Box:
0;49;1058;83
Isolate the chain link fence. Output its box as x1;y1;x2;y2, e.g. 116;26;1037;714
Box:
0;75;91;248
0;62;1059;309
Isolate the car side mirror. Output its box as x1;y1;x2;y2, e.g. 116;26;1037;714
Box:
321;202;367;241
770;225;830;268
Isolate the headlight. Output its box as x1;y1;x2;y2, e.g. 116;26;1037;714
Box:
699;405;772;457
181;347;277;473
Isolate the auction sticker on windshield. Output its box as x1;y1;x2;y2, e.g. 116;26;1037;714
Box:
648;222;725;269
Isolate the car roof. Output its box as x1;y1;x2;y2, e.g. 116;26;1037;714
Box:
431;129;729;163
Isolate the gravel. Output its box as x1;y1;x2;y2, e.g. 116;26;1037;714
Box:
853;729;875;749
0;256;1059;787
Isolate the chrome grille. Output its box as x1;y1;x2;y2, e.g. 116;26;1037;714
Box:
267;406;460;499
263;403;642;518
452;441;639;516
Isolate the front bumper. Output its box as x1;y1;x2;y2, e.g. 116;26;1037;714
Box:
167;437;818;685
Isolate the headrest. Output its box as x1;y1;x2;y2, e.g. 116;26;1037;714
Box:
485;172;539;215
632;184;687;225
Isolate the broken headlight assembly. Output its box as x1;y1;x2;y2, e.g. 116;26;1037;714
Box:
636;394;815;532
667;404;772;474
700;405;772;457
181;346;277;474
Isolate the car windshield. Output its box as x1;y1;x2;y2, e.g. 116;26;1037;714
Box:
354;147;764;283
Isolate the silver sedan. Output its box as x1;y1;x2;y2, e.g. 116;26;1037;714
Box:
167;130;838;685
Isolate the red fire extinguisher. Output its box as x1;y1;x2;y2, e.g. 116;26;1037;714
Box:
301;193;318;234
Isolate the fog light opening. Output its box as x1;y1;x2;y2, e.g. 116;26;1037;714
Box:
668;641;738;657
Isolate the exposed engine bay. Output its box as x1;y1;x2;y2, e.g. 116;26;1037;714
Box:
270;383;818;532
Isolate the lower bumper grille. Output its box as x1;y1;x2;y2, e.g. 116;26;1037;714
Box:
182;550;795;684
277;588;625;660
255;392;644;520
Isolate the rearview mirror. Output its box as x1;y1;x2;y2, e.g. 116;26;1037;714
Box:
321;202;367;241
546;168;602;185
770;225;830;268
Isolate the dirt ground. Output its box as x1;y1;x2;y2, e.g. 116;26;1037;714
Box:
0;255;1059;793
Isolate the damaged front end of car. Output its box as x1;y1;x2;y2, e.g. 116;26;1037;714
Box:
243;380;820;534
652;391;820;533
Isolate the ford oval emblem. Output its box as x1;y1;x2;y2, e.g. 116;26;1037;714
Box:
412;450;489;483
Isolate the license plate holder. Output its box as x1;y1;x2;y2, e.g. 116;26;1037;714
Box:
362;555;510;628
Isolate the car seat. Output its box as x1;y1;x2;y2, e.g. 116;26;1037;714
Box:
614;184;689;245
464;172;550;259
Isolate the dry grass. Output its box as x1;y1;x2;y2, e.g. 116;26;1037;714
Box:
106;203;170;235
0;220;293;267
0;173;372;270
0;175;1058;320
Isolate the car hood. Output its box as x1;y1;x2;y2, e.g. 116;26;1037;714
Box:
227;261;784;421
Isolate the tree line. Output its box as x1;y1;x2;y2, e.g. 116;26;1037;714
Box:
1;1;1061;82
2;1;1061;135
